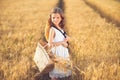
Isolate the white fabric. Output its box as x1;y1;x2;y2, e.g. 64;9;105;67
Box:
49;27;72;78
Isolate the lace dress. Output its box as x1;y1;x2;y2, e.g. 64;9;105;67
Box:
49;27;72;78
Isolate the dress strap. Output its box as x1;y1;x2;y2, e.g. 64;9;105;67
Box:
52;26;66;38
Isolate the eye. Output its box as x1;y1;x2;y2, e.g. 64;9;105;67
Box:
57;17;59;19
52;17;55;19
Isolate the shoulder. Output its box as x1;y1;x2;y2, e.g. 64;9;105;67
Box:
50;27;55;33
49;27;55;37
50;26;58;33
51;26;56;31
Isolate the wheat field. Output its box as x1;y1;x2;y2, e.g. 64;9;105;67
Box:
0;0;57;80
65;0;120;80
84;0;120;26
0;0;120;80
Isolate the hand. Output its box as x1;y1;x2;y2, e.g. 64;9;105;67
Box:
62;41;68;47
64;36;70;42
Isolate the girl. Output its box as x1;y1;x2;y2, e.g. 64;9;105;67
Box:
45;7;71;80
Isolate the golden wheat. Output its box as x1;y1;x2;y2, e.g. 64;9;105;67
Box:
85;0;120;26
0;0;57;80
65;0;120;80
0;0;120;80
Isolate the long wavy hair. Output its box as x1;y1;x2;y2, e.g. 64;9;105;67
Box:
45;7;64;41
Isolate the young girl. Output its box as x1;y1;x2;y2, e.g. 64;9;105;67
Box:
45;7;71;80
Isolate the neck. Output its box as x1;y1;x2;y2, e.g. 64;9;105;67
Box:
55;25;62;30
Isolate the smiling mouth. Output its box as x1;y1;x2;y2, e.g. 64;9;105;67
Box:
54;21;58;23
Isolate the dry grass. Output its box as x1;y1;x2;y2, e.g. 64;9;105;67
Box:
0;0;120;80
0;0;57;80
85;0;120;26
65;0;120;80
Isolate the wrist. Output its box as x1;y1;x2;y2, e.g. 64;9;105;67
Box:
61;41;64;45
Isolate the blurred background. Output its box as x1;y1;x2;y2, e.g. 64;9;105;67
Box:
0;0;120;80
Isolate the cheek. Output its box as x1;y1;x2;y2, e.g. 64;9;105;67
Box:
59;19;62;23
60;17;62;21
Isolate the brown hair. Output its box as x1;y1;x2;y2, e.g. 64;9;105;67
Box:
45;7;64;41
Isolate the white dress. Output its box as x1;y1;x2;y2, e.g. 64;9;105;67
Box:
49;27;72;78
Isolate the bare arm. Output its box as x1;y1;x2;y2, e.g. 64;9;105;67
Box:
64;35;70;42
62;35;70;47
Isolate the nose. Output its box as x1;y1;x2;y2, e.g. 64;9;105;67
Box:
54;18;57;21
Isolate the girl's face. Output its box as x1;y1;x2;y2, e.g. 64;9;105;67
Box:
51;13;62;26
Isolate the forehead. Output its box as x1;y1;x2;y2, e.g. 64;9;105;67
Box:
51;13;61;17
